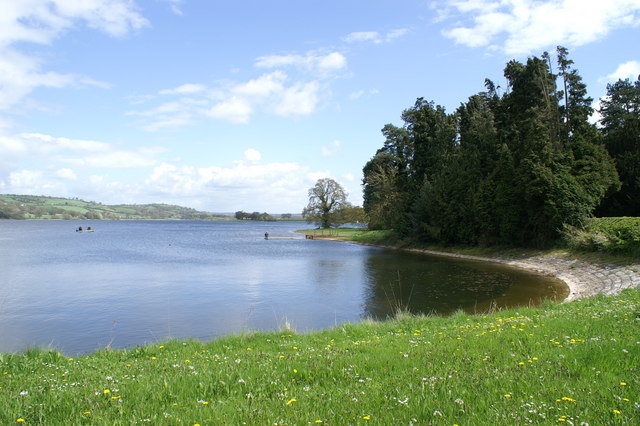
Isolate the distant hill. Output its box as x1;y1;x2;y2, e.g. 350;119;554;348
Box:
0;194;232;220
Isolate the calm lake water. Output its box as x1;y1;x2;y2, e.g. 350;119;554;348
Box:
0;220;567;355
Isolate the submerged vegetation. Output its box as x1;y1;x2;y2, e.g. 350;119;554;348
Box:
1;288;638;424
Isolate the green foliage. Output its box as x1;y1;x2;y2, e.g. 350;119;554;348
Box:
363;47;620;248
0;194;229;221
596;77;640;216
563;217;640;257
302;178;350;228
2;289;638;424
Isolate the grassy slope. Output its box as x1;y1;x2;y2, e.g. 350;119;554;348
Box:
0;194;228;220
1;291;638;424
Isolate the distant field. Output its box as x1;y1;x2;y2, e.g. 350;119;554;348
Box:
0;194;231;221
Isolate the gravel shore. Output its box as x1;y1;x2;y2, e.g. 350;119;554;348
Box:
405;248;640;302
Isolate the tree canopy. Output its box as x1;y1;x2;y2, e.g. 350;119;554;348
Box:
302;178;350;228
363;47;622;247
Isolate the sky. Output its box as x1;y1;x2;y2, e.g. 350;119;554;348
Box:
1;0;639;214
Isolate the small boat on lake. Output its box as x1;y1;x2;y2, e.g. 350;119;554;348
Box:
76;226;94;232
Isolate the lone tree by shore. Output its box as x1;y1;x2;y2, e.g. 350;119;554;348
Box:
302;178;349;228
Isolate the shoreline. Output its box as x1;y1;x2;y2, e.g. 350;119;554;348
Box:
324;236;640;302
403;248;640;302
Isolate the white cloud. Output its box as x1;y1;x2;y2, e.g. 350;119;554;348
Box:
205;96;253;124
55;168;77;180
343;29;409;44
0;0;148;111
143;160;316;211
0;131;159;169
131;49;344;128
601;60;640;83
344;31;380;43
321;140;342;157
159;84;207;95
244;148;262;162
233;71;287;97
273;82;320;117
161;0;184;16
348;88;380;100
255;51;347;74
9;170;45;189
439;0;640;55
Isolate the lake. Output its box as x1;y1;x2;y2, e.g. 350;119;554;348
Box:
0;220;568;355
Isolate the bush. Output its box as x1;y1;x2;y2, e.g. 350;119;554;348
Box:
563;217;640;257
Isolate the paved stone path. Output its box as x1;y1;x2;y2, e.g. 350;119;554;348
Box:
409;249;640;302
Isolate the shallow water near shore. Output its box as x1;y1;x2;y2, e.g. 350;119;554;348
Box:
0;220;567;355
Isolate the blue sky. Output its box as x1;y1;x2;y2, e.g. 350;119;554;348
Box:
1;0;639;213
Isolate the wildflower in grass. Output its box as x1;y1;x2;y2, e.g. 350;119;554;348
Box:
150;357;157;360
362;415;371;420
83;411;91;415
197;400;209;405
103;389;110;394
504;394;512;398
19;390;28;396
286;398;297;405
620;382;627;386
17;419;25;422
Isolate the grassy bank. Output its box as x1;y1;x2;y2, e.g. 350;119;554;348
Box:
1;288;639;424
299;226;639;263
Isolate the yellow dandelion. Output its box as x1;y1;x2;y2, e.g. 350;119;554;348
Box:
504;394;512;398
17;419;25;423
363;415;371;420
83;411;91;415
613;410;621;414
620;382;627;386
151;356;157;360
293;369;298;374
286;398;297;405
103;389;110;394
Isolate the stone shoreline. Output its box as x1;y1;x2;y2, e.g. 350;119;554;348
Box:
402;248;640;302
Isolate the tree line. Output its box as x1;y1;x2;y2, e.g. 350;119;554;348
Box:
362;47;639;247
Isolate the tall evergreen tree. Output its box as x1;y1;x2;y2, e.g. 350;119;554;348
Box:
597;77;640;216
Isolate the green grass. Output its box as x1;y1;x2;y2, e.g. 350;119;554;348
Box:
1;289;638;424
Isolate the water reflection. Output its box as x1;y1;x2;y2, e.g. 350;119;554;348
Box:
362;250;567;319
0;220;568;355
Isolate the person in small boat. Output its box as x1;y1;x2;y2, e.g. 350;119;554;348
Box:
264;232;269;240
77;226;83;232
87;226;92;231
